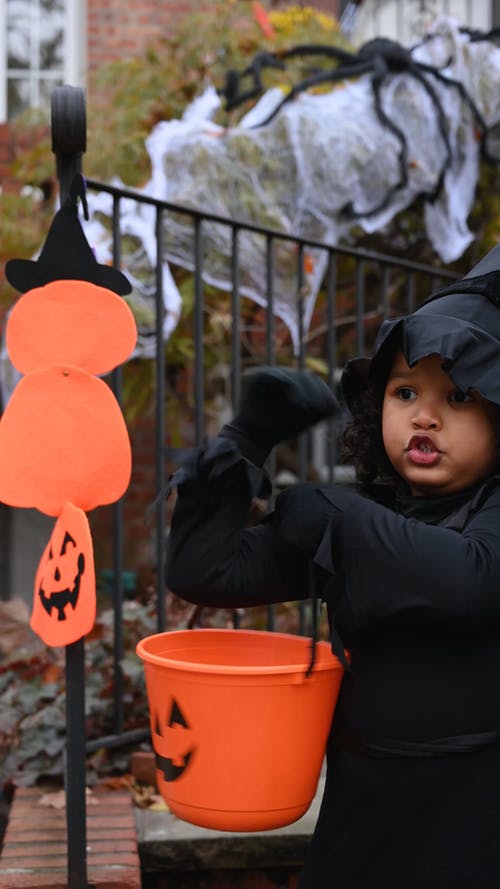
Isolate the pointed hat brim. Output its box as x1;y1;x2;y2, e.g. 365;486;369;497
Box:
341;244;500;411
5;174;131;296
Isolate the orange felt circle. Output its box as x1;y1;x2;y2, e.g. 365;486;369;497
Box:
31;502;96;647
0;365;132;516
6;279;137;375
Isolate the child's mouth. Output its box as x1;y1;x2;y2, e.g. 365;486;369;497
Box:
406;436;441;466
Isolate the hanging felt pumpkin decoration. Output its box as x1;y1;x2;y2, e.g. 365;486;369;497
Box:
31;501;95;647
0;171;137;647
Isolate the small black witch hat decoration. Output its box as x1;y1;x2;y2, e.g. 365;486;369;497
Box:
6;173;131;296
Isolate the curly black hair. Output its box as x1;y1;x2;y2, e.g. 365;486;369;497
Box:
340;380;398;485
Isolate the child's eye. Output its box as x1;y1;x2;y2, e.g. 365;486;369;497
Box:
449;389;472;404
396;387;416;401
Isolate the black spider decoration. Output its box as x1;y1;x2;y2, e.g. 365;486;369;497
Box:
220;31;500;219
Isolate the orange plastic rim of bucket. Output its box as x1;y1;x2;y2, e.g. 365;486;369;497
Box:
137;629;344;832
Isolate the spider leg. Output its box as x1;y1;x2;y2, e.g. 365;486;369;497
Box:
280;44;357;65
394;66;456;204
250;60;375;128
221;51;285;112
459;27;500;43
425;67;499;165
409;68;451;152
343;71;411;218
221;46;356;113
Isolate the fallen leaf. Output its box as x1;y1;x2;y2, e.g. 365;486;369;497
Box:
38;789;66;809
37;787;99;808
148;795;169;811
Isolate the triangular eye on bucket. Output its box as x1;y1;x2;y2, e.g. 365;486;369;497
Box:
5;172;131;296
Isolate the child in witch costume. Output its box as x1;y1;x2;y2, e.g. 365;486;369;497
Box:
166;243;500;889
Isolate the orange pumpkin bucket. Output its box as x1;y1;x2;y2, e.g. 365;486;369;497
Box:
136;628;344;831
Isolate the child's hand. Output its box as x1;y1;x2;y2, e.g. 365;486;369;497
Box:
219;366;341;465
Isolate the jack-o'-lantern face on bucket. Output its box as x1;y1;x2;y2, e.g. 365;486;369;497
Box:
31;502;96;646
153;698;196;782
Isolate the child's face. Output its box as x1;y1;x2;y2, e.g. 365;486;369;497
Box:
382;351;499;496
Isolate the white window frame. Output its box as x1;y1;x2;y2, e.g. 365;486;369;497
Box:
352;0;493;46
0;0;86;123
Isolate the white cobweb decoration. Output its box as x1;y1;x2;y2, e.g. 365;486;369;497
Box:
82;17;500;353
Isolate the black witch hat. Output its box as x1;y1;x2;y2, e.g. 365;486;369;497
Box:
341;244;500;410
5;173;131;296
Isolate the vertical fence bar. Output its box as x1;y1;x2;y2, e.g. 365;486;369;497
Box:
381;264;390;320
355;259;365;354
193;218;204;446
406;271;416;314
65;640;88;889
231;225;241;407
296;244;307;635
326;250;337;485
155;207;167;631
230;225;241;630
110;193;124;734
265;235;275;367
296;243;306;479
265;235;276;632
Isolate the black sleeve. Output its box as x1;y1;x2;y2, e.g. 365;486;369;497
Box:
314;485;500;627
165;439;311;608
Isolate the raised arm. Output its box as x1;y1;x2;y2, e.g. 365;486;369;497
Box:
166;366;340;609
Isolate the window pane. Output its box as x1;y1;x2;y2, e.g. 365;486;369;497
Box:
40;27;64;69
40;0;65;70
7;1;33;69
7;0;66;117
7;77;31;117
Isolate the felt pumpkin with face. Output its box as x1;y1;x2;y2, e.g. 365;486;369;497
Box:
31;501;95;647
153;698;196;782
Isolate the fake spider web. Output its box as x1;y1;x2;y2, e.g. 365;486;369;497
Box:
83;16;500;354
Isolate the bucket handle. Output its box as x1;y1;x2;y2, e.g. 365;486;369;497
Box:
185;562;321;678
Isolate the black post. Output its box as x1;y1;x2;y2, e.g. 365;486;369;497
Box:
51;84;90;889
65;640;88;889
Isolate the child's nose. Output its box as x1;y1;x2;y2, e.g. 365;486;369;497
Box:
411;402;441;430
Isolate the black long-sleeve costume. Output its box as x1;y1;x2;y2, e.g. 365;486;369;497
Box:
166;437;500;889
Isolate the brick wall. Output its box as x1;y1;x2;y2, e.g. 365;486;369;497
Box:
87;0;341;73
87;0;209;69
